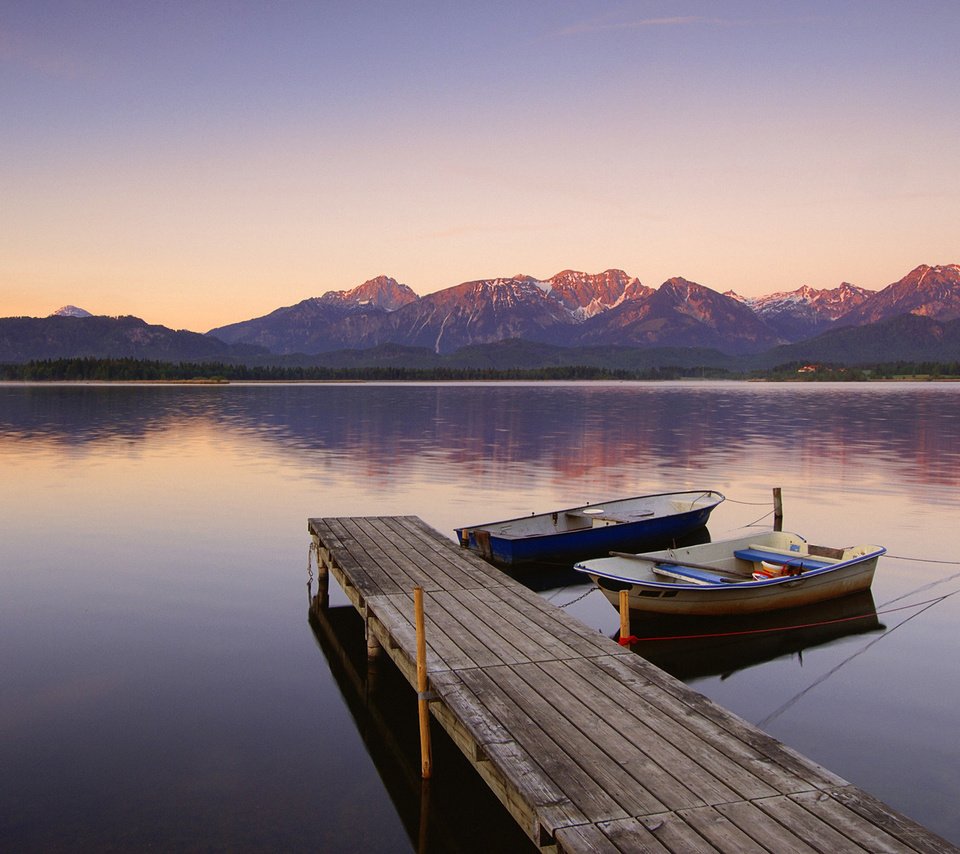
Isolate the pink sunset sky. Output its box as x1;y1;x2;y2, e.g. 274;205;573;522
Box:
2;1;958;331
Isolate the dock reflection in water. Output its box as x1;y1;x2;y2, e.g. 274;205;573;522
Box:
625;590;885;683
307;596;535;854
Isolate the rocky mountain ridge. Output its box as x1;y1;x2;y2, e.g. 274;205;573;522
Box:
726;283;874;340
205;263;960;356
837;264;960;326
6;263;959;365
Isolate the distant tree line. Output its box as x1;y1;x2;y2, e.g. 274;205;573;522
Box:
0;357;726;382
2;357;958;383
760;361;960;381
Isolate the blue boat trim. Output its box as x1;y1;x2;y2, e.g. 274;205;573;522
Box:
732;548;834;571
655;563;731;584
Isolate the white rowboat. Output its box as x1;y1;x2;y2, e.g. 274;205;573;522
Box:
575;530;885;616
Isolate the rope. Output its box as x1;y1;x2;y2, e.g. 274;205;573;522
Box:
878;568;960;609
756;589;960;728
718;508;774;536
554;586;599;608
306;542;315;598
885;553;960;565
621;593;957;644
724;498;775;506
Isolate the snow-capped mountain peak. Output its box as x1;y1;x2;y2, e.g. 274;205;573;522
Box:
50;305;93;318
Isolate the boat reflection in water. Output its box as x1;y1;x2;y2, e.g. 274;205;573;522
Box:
624;590;885;683
307;596;535;854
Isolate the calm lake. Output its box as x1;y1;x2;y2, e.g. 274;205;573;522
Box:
2;381;959;851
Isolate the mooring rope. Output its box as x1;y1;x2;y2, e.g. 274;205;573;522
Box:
718;508;774;535
877;568;960;610
553;586;599;608
755;588;960;728
623;593;957;644
885;553;960;565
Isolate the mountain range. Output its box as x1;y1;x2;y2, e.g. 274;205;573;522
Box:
3;263;960;369
206;264;960;357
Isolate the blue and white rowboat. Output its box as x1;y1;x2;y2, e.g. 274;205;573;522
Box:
455;490;724;568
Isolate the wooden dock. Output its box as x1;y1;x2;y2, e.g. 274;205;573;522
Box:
308;515;957;853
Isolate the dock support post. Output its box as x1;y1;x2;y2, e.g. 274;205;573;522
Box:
773;487;783;532
414;586;432;779
308;537;331;614
313;538;329;611
366;626;382;660
619;590;630;644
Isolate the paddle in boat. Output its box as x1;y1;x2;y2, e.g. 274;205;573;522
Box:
574;530;885;616
455;490;724;568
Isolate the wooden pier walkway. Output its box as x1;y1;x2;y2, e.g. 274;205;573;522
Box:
308;515;956;853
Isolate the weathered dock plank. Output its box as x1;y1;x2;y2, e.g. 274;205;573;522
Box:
584;653;848;794
308;515;958;853
533;658;745;806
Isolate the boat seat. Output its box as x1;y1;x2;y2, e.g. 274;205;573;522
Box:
566;511;652;523
652;563;731;585
566;511;624;523
733;548;834;570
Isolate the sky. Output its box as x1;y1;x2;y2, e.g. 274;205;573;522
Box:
2;1;959;331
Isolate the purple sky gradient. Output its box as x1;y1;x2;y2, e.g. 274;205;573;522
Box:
2;1;958;330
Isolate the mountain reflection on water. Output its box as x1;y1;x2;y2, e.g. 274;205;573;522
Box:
3;382;960;491
2;381;960;849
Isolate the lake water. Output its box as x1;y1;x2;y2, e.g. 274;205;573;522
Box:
2;381;959;850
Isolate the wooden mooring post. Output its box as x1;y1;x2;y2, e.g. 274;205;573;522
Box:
414;586;432;779
618;589;630;644
773;486;783;531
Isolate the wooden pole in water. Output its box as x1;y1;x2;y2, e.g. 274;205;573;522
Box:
773;487;783;532
417;778;431;854
314;540;329;611
414;586;432;779
618;589;630;643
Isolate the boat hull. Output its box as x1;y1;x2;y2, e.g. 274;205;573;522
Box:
455;491;724;568
590;559;878;615
576;531;885;616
